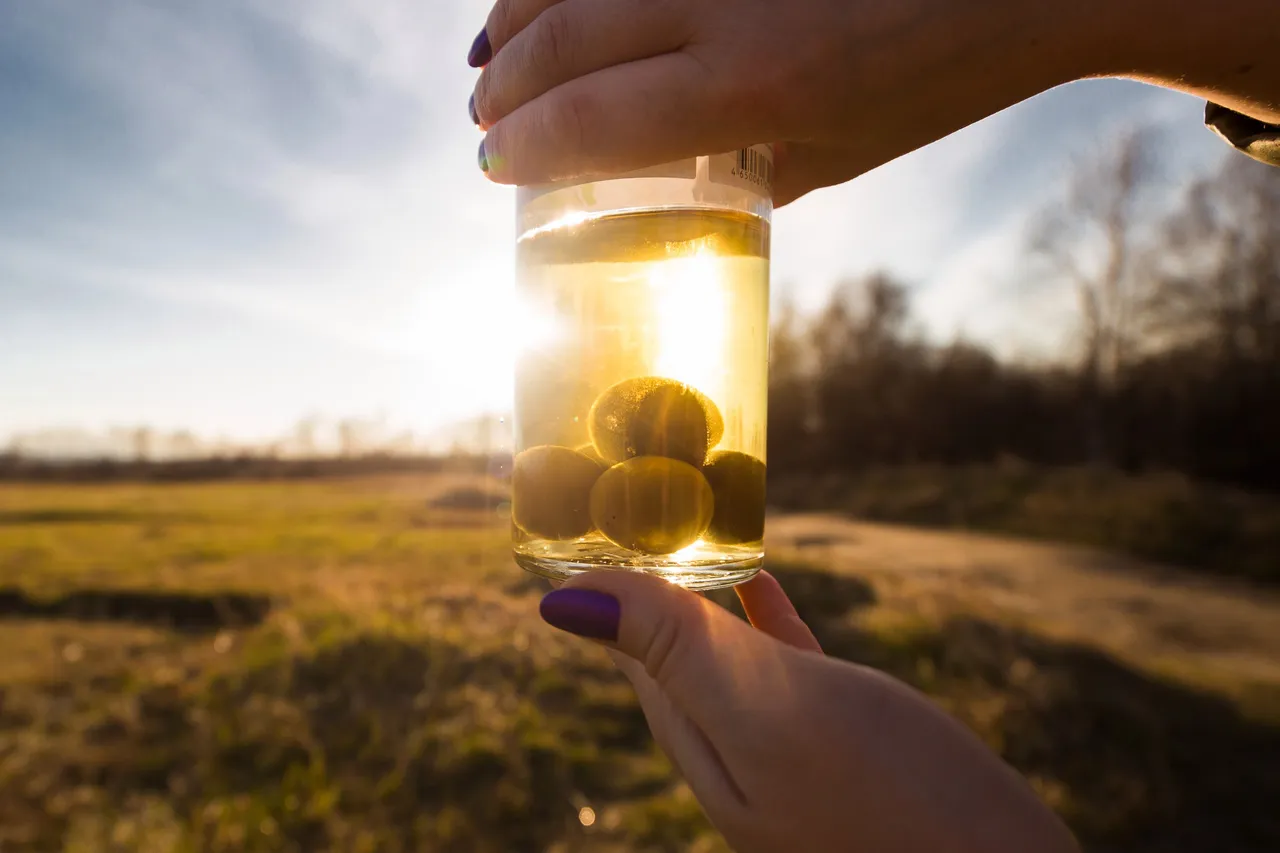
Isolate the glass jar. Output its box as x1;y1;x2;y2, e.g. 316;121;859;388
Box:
511;147;773;590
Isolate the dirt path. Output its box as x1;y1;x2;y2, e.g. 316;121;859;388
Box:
766;513;1280;701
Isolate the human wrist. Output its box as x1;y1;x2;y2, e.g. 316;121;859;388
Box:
882;0;1101;135
983;0;1106;89
1059;0;1280;123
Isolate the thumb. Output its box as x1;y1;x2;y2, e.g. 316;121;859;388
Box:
539;571;773;726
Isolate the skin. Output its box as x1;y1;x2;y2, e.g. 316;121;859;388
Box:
470;0;1280;204
552;571;1081;853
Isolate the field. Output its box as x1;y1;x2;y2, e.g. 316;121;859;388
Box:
2;474;1279;852
770;463;1280;584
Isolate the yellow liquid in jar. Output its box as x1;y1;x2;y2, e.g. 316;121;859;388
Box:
512;207;769;590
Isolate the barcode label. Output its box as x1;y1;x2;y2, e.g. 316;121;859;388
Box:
708;145;774;196
735;147;774;188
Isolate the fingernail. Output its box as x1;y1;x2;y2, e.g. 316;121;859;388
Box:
467;29;492;67
478;139;489;173
540;589;620;641
468;93;480;127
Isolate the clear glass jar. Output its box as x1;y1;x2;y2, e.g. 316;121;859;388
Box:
511;147;773;590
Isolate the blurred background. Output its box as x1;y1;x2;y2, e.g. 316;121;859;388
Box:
2;2;1278;851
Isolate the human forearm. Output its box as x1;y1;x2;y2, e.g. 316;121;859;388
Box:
1069;0;1280;123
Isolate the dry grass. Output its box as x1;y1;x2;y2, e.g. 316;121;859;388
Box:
1;476;1279;851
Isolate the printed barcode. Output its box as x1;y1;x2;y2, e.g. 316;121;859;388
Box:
732;147;773;189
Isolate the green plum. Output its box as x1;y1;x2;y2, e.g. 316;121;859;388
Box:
575;442;608;467
589;456;715;555
588;376;723;465
512;445;605;540
701;450;767;544
628;382;714;466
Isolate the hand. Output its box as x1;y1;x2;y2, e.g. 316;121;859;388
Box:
538;571;1080;853
469;0;1280;204
467;0;1086;205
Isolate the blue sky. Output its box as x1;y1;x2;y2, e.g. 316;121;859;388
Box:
0;1;1230;447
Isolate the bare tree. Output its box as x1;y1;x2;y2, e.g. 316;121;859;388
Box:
293;417;320;458
1029;127;1164;462
766;297;816;467
1032;128;1164;382
169;430;199;459
806;273;917;466
810;273;910;366
338;420;360;458
132;427;154;462
1145;155;1280;363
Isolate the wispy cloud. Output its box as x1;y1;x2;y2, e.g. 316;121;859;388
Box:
1;0;515;438
0;2;1230;441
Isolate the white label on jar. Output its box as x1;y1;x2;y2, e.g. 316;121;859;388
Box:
708;145;774;195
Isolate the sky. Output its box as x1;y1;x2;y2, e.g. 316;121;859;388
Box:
0;1;1232;449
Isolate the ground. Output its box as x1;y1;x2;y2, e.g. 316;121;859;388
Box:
1;475;1278;852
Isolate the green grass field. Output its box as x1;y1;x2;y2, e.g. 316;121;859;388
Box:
2;474;1279;852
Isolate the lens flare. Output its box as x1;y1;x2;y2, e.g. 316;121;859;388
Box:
649;246;728;403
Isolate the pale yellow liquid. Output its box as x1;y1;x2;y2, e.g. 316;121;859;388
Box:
513;207;770;589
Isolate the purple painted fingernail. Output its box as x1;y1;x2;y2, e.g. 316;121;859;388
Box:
478;139;489;173
468;93;480;127
467;29;492;67
540;589;620;641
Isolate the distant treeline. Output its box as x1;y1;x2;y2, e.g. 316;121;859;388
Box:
6;134;1277;504
0;453;505;483
767;138;1280;495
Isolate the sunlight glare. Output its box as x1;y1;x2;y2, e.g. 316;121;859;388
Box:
511;289;566;356
413;276;564;425
649;247;727;401
670;541;707;562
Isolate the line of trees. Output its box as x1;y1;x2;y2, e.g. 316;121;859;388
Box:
768;133;1280;493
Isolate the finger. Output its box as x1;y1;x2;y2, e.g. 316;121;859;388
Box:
475;0;560;66
473;0;690;129
735;571;823;654
481;53;743;186
538;570;774;729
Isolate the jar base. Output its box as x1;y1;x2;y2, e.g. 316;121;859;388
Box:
515;552;763;591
